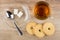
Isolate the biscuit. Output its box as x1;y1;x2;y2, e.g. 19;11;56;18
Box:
43;22;55;36
34;24;45;38
26;21;37;35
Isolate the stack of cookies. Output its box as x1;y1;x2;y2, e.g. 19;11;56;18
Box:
26;21;55;38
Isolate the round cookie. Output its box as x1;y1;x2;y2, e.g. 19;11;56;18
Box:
26;21;37;35
34;24;45;38
43;22;55;36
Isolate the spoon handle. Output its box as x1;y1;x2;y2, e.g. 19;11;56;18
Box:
14;22;23;35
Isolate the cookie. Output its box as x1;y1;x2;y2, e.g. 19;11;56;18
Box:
43;22;55;36
26;21;37;35
34;24;45;38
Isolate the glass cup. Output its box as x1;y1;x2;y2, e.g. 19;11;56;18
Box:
33;1;50;20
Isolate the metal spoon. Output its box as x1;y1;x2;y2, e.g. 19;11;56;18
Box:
6;11;23;35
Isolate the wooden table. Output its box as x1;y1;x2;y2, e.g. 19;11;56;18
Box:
0;0;60;40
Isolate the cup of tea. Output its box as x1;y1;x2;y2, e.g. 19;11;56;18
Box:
33;1;50;20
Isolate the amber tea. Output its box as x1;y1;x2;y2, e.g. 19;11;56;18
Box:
34;1;50;20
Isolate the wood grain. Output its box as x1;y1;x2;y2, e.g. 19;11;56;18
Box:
0;0;60;40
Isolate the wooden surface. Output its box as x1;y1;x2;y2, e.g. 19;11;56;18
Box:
0;0;60;40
